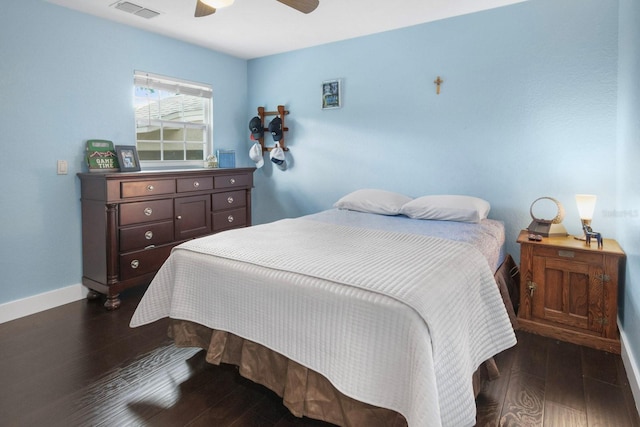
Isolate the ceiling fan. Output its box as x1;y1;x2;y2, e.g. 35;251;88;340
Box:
195;0;319;17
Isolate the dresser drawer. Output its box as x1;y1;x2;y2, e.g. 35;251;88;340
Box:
215;174;251;189
121;179;175;198
120;199;173;226
119;220;174;252
213;208;247;231
177;176;214;193
212;190;246;211
119;245;174;281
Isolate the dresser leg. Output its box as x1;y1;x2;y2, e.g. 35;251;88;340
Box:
86;289;101;300
104;294;121;311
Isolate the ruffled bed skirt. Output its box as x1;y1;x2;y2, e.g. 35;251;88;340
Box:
168;255;519;426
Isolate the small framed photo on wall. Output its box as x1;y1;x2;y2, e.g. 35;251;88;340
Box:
115;145;141;172
322;79;342;109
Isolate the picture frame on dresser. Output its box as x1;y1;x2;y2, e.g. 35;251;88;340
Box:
115;145;141;172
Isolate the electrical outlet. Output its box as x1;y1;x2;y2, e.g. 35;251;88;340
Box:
57;160;68;175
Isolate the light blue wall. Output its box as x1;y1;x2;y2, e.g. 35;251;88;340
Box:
618;0;640;363
248;0;619;261
0;0;247;303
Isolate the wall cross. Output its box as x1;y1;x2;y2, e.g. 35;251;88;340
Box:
434;76;443;95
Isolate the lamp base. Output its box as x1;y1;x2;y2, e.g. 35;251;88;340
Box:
527;221;568;237
548;223;568;237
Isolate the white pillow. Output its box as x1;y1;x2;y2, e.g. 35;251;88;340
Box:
400;195;490;223
333;189;413;215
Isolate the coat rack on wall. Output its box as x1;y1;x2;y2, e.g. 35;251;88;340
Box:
256;105;289;152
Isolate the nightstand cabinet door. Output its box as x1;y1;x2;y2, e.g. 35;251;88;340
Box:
531;256;602;333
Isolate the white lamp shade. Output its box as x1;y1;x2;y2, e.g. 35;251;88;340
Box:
201;0;235;7
575;194;597;220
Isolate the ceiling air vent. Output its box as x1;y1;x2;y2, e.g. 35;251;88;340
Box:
111;1;161;19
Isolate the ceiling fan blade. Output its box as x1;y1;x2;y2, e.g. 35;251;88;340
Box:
195;0;216;17
276;0;319;14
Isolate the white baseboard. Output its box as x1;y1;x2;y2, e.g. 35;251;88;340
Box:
0;284;88;324
620;323;640;417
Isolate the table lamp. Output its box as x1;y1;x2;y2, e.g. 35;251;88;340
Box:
575;194;597;240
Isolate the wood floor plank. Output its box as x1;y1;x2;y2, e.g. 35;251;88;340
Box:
584;377;635;427
581;346;621;385
475;345;518;427
70;345;203;426
235;379;296;424
499;370;545;426
543;402;587;427
511;331;549;378
186;384;267;426
141;362;249;426
545;339;585;412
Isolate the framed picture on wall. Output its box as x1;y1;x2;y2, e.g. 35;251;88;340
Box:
115;145;141;172
322;79;342;109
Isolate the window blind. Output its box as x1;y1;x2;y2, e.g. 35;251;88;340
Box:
134;71;212;99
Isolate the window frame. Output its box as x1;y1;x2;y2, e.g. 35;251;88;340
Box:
134;71;213;168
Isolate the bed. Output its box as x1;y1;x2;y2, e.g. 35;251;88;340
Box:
130;191;518;427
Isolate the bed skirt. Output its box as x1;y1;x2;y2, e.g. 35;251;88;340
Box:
168;254;519;427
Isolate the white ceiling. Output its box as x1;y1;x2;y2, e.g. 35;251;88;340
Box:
45;0;526;59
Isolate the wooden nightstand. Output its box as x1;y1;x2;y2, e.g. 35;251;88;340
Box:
516;230;625;353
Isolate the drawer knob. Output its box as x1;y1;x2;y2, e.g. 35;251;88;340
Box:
131;259;140;269
227;215;234;223
144;207;153;216
229;178;236;185
193;181;200;188
227;196;234;204
147;185;154;192
145;231;153;240
176;215;182;220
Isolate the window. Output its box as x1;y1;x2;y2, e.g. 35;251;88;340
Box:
134;71;212;167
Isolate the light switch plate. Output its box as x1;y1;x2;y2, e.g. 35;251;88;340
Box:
57;160;68;175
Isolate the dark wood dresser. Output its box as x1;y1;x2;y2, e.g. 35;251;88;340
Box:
78;168;255;309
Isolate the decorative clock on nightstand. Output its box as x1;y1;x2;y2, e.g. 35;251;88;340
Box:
516;230;625;354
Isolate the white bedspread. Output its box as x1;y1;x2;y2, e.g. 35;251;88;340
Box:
130;218;516;427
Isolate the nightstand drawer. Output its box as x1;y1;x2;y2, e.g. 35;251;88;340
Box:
530;245;603;265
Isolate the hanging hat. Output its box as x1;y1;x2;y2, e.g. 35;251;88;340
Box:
270;142;286;171
249;142;264;168
268;116;283;141
249;116;264;140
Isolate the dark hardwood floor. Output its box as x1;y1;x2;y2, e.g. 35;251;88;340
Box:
1;287;638;427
